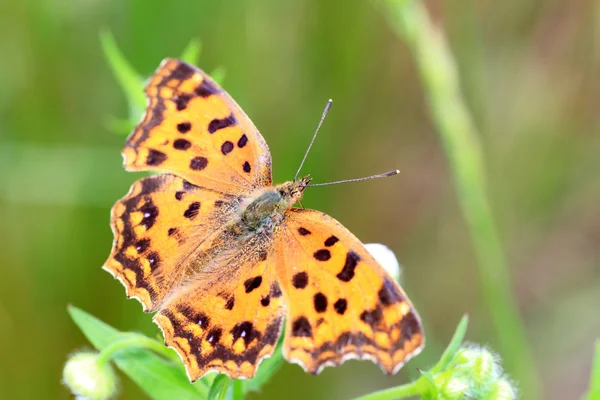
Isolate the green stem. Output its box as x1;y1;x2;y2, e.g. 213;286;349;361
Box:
232;379;245;400
587;340;600;400
354;380;423;400
379;0;540;398
430;315;469;374
96;335;178;366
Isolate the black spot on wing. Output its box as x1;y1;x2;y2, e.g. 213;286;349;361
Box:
324;235;339;247
190;156;208;171
360;306;383;327
173;138;191;150
177;122;191;133
297;227;311;236
292;317;312;337
260;295;270;307
221;141;234;155
313;249;331;261
135;238;150;253
334;298;347;315
170;62;196;80
139;200;159;229
206;328;222;345
379;278;403;307
237;134;248;148
194;79;219;97
208;114;236;134
313;293;328;313
292;272;308;289
183;202;201;219
174;94;192;111
336;251;360;282
244;276;263;293
231;321;259;347
146;149;167;166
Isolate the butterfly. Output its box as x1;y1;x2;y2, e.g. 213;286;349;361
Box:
103;59;424;381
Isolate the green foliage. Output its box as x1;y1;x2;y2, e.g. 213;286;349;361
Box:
66;306;286;399
68;305;207;400
587;340;600;400
208;375;231;400
99;29;146;123
378;0;540;398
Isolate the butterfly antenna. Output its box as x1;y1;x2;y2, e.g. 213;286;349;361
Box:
308;170;400;187
294;99;333;181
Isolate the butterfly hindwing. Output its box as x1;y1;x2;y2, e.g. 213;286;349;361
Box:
103;174;238;311
153;255;285;380
123;59;272;195
275;208;424;374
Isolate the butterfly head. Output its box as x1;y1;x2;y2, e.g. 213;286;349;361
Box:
279;176;312;206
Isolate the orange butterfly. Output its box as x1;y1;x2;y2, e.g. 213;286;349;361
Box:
104;59;424;380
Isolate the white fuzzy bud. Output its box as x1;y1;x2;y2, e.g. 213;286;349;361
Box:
62;352;118;400
365;243;401;281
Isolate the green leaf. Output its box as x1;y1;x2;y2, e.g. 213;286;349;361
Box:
68;305;207;399
208;374;231;400
587;340;600;400
418;369;438;398
210;66;226;86
180;38;202;65
430;314;469;374
99;28;146;124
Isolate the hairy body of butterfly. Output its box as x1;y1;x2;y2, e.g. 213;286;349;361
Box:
104;59;424;381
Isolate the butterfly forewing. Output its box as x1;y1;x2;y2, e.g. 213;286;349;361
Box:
123;59;272;195
275;208;424;374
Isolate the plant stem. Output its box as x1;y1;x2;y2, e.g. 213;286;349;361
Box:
430;315;468;374
379;0;540;398
354;380;422;400
587;340;600;400
232;379;245;400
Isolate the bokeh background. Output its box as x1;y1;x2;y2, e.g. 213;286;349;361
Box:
1;1;598;399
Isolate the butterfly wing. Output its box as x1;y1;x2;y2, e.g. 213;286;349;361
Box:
103;174;239;311
123;59;272;195
274;209;424;374
153;253;285;380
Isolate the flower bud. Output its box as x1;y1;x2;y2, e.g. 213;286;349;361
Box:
453;345;501;386
62;352;118;400
487;378;517;400
365;243;402;281
434;371;469;400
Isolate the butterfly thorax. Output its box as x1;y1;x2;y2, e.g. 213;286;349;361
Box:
239;177;311;232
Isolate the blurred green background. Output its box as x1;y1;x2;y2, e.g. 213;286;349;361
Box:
1;1;598;399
